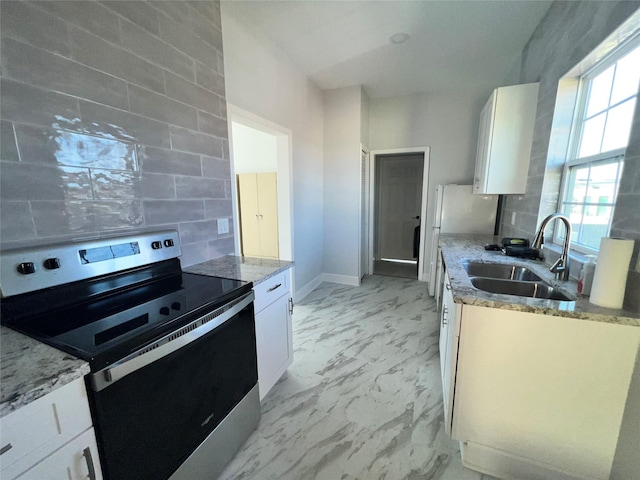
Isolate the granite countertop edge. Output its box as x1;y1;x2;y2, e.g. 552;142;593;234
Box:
440;234;640;328
185;255;294;285
1;327;90;418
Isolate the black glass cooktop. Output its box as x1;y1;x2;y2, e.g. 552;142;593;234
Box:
1;260;252;371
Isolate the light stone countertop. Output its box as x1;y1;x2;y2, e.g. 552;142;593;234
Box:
0;326;90;418
440;234;640;327
185;255;294;285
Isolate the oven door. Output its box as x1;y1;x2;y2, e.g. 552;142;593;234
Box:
88;292;258;480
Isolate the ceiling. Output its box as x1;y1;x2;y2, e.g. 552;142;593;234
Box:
221;0;554;98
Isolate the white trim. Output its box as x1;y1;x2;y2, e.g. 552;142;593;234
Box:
294;273;324;303
227;105;294;263
321;273;360;287
368;147;431;282
359;145;370;279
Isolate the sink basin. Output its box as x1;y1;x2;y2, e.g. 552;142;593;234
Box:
463;261;542;282
469;277;575;301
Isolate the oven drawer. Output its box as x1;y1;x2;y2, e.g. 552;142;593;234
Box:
0;378;93;479
253;270;289;314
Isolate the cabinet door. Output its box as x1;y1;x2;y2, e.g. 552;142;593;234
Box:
255;293;292;400
256;173;279;258
473;94;493;194
237;174;261;257
441;273;459;436
17;429;102;480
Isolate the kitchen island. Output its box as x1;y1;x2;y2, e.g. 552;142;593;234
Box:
438;233;640;480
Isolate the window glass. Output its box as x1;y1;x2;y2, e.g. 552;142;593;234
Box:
557;41;638;253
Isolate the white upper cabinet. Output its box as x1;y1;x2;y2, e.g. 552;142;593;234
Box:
473;83;539;194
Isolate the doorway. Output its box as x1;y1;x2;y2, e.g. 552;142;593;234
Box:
367;148;430;281
228;105;293;262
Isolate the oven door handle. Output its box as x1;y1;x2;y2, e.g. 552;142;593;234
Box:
90;291;254;392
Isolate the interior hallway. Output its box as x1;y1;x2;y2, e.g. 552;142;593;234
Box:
220;275;495;480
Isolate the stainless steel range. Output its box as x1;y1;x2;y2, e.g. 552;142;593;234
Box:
1;230;260;480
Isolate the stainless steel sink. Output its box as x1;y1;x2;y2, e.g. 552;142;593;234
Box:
462;261;542;282
469;277;575;301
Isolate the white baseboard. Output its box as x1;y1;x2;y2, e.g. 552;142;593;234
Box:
294;274;324;302
321;273;360;286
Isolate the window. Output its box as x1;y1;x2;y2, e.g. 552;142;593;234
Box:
557;41;640;252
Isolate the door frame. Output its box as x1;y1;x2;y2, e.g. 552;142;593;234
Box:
227;105;294;262
367;147;431;281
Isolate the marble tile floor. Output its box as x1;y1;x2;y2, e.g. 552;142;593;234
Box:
220;275;497;480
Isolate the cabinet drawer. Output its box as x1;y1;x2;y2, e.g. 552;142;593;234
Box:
253;270;289;314
1;378;93;479
16;428;102;480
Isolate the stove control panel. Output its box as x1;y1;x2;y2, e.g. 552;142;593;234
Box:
1;230;182;297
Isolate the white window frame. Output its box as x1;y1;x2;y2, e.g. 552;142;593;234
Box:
555;38;639;253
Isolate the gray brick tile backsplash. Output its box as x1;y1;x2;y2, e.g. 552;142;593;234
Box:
15;125;137;170
165;71;222;114
120;19;195;82
202;156;230;179
141;173;177;199
1;1;71;56
195;63;225;95
128;84;198;130
0;201;36;244
2;1;232;255
170;125;223;157
1;37;129;110
31;199;143;236
208;236;235;259
189;1;222;31
70;28;166;95
179;219;220;245
158;13;218;70
175;176;225;199
91;169;141;200
32;1;122;44
144;200;205;224
0;121;19;162
99;1;160;36
205;199;233;219
0;79;82;132
138;145;202;176
79;101;171;148
151;1;191;27
1;161;71;201
198;111;227;137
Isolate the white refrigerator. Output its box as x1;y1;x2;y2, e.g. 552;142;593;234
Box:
428;184;498;296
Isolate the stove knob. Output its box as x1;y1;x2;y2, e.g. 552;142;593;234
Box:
164;239;174;247
17;262;36;275
151;241;162;250
171;302;181;311
160;306;171;316
43;258;61;270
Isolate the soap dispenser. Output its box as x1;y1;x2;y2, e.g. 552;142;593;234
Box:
577;255;597;296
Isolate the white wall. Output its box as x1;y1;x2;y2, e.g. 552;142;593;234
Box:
221;7;324;297
231;122;277;174
369;91;488;278
323;86;363;282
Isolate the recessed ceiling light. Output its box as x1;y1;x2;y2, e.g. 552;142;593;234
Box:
389;33;410;44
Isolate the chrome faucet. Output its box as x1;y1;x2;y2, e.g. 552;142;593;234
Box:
532;213;572;281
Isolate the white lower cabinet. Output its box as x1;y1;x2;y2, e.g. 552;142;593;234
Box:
17;429;101;480
439;272;460;436
254;267;293;401
0;377;102;480
448;303;640;480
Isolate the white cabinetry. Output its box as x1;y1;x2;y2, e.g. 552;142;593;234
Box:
451;304;640;480
253;268;293;401
439;271;460;436
0;377;102;480
473;83;539;194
